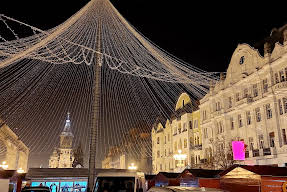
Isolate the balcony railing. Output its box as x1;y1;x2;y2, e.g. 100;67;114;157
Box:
274;81;287;91
263;148;271;156
253;149;259;157
194;144;202;150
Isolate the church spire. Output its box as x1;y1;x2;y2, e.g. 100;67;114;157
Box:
61;112;73;137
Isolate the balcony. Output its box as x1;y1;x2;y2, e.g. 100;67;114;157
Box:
263;148;271;156
194;144;202;150
273;81;287;91
253;149;259;157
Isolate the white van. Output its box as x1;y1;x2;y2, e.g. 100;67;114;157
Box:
93;169;147;192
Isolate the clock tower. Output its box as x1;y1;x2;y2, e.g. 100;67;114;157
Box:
49;113;74;168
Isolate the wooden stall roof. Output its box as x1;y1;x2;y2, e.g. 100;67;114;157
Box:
145;174;156;180
180;169;223;178
219;164;287;177
157;172;180;179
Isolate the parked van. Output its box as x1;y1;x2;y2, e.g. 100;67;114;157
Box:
93;169;146;192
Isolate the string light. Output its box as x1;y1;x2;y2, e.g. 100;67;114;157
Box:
0;0;219;167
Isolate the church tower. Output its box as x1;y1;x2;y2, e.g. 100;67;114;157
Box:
49;113;74;168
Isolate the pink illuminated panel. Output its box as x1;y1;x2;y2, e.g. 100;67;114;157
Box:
232;141;245;160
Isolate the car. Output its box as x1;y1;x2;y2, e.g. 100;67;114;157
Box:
93;169;146;192
21;186;51;192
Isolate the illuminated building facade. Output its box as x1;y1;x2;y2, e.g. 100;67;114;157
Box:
152;93;202;174
200;25;287;167
0;119;29;172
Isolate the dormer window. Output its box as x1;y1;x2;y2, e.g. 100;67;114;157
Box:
239;56;245;65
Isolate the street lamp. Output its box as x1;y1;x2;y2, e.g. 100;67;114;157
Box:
128;163;137;170
17;168;25;173
0;161;8;169
173;150;187;168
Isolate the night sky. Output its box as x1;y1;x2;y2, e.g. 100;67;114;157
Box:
1;0;287;167
1;0;286;72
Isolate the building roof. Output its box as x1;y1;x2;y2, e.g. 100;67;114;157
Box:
182;169;223;178
170;102;196;120
158;172;180;179
219;164;287;177
145;174;156;180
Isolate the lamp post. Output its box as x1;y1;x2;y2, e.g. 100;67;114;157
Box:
0;161;8;169
128;163;137;170
173;150;187;171
17;168;25;173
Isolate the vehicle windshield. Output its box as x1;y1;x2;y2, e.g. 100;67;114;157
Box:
94;177;135;192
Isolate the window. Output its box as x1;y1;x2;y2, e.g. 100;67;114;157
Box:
282;129;287;145
253;84;258;97
262;79;268;93
266;104;272;119
243;88;248;98
239;56;245;64
255;108;261;122
230;117;234;130
204;128;208;138
182;100;185;107
279;99;283;115
179;139;182;149
157;151;160;158
174;142;177;151
168;134;170;141
178;123;182;134
228;97;232;108
183;123;187;131
219;121;224;133
259;134;264;149
269;132;275;147
236;93;240;102
184;139;187;148
238;114;243;127
283;98;287;113
203;110;207;120
249;137;254;151
160;164;162;170
216;102;221;111
174;127;177;135
280;70;285;82
189;120;193;129
157;137;160;144
275;73;280;84
165;136;166;144
246;111;251;125
194;120;198;129
165;149;167;156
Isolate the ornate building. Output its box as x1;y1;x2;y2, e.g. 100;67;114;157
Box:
200;25;287;167
152;93;202;174
0;119;29;172
49;113;74;168
102;128;152;174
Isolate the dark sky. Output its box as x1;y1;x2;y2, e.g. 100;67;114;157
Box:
1;0;286;72
1;0;287;167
